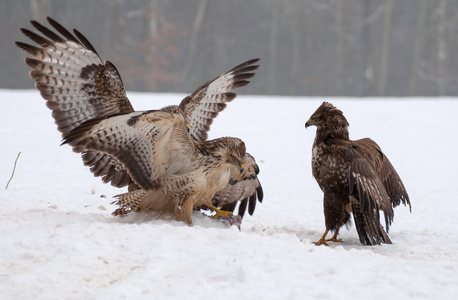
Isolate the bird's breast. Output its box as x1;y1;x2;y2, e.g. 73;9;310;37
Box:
195;165;231;198
312;143;349;190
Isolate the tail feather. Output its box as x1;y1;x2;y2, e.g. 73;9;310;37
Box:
352;202;392;245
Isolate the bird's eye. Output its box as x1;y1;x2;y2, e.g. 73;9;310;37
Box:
232;156;240;165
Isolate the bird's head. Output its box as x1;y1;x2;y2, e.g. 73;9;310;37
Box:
226;138;246;174
204;137;246;173
244;153;260;176
305;101;349;131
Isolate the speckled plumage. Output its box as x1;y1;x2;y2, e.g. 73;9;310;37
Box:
16;17;262;224
306;102;411;245
211;153;263;218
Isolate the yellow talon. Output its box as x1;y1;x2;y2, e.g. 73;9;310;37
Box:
210;205;233;219
314;228;341;246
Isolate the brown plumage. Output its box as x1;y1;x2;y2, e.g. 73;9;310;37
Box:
210;153;263;218
305;102;411;245
16;17;262;225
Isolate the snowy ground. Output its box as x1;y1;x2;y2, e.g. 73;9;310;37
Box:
1;89;457;300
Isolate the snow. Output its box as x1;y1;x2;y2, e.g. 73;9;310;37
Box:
1;89;457;300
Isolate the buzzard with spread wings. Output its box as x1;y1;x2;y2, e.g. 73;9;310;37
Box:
16;17;262;225
305;102;411;245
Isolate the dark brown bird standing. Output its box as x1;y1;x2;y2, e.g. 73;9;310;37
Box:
305;102;411;246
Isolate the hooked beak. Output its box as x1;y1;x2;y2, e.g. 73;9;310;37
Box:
305;119;313;129
238;164;245;174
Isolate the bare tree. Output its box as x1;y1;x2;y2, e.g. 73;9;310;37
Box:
409;0;427;95
437;0;448;95
181;0;208;88
378;0;393;96
268;0;279;95
334;0;344;95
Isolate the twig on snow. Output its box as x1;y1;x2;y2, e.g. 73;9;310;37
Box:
5;152;21;190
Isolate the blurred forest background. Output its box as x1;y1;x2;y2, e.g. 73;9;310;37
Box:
2;0;458;96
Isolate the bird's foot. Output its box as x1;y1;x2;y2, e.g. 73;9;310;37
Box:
314;228;342;246
324;230;341;244
210;205;233;219
314;229;330;246
325;237;341;243
208;205;241;230
314;238;341;246
314;239;329;246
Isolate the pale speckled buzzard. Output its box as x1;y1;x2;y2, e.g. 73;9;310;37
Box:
15;17;262;225
209;153;263;218
305;102;411;245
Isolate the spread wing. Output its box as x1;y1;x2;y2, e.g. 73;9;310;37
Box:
63;110;199;190
377;149;411;210
346;142;394;230
16;17;137;188
178;58;259;142
354;138;411;210
15;17;134;134
80;151;136;189
212;153;263;218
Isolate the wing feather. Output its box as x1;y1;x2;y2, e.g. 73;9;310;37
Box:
63;110;197;190
179;58;260;142
16;17;136;189
15;17;134;137
81;151;135;188
354;138;411;210
45;17;83;44
212;153;263;218
378;151;411;210
346;144;394;230
30;19;66;43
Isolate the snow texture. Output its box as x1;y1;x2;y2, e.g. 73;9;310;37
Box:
1;89;457;300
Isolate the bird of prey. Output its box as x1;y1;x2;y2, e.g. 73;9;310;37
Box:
209;153;263;218
15;17;262;225
305;102;411;245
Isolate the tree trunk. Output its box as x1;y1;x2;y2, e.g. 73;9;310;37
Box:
437;0;448;96
268;0;279;95
181;0;208;88
334;0;344;95
378;0;393;96
408;0;427;96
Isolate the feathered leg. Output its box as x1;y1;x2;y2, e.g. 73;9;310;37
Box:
112;189;148;216
175;198;194;226
315;190;347;246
